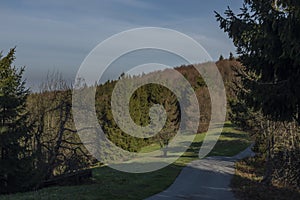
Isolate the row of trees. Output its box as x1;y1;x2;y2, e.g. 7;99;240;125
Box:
218;52;235;61
95;64;220;153
216;0;300;189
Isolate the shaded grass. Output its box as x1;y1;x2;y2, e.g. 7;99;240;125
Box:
0;122;251;200
231;157;300;200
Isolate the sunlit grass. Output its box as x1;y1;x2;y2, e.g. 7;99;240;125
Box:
0;122;251;200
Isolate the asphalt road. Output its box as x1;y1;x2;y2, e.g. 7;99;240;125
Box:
145;145;255;200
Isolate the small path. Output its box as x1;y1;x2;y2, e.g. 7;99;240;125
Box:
145;145;255;200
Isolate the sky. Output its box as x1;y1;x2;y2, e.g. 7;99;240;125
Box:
0;0;243;90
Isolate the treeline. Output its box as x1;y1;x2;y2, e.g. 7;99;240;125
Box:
0;48;239;194
94;60;237;153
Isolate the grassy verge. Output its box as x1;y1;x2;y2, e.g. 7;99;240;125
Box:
231;157;300;200
0;122;251;200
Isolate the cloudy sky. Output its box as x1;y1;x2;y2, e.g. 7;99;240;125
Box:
0;0;243;89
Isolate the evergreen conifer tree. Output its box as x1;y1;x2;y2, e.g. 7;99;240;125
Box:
0;48;34;193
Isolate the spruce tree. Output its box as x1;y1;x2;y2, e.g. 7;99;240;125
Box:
219;54;224;61
0;48;33;193
229;52;234;60
216;0;300;187
215;0;300;122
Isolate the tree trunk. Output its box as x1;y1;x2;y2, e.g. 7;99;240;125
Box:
263;120;274;185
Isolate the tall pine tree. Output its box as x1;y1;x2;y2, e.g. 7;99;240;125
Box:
216;0;300;187
215;0;300;122
0;48;34;193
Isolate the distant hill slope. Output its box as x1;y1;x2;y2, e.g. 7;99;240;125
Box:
95;59;242;153
25;59;242;177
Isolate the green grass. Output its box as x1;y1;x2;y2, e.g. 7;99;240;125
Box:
0;122;251;200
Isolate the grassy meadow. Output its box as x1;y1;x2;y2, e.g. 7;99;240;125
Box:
0;122;251;200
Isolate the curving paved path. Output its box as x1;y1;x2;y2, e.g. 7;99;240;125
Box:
145;145;255;200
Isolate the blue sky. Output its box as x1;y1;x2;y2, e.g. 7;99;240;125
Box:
0;0;243;89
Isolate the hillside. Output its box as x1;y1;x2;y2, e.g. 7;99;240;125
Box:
2;58;242;194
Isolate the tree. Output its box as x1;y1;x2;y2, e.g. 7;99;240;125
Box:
155;87;180;157
219;54;224;61
229;52;234;60
0;48;34;193
216;0;300;123
26;72;93;184
215;0;300;187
